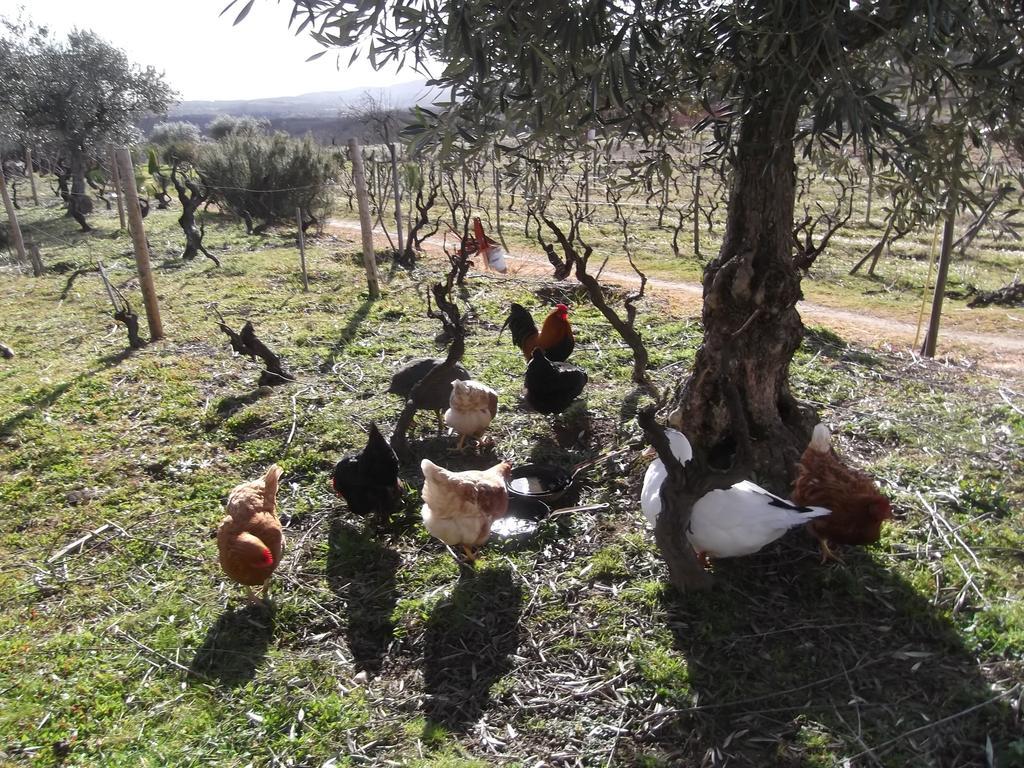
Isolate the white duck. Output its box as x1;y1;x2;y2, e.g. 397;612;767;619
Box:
640;429;832;562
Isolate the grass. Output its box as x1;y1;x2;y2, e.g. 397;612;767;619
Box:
332;151;1024;341
0;198;1021;767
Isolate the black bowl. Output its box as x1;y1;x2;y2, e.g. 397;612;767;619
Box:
506;494;552;521
506;463;574;502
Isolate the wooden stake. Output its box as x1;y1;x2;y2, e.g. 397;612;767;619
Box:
692;142;703;259
115;148;163;341
26;238;44;277
296;207;309;292
921;199;957;358
110;147;126;231
24;147;38;205
864;160;874;227
0;164;29;269
348;138;381;300
388;141;404;255
493;161;509;251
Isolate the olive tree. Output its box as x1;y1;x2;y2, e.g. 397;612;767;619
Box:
274;0;1023;490
0;22;174;230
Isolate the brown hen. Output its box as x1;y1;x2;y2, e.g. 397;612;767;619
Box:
791;425;892;563
217;464;284;602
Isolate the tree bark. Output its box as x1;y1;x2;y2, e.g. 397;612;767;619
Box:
171;165;220;266
69;147;93;232
672;90;810;487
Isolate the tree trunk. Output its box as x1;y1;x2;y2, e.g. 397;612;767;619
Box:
69;148;93;232
672;92;810;487
56;166;71;202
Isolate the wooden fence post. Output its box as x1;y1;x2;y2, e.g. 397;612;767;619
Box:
388;142;404;255
115;148;163;341
24;148;38;206
692;141;703;259
0;164;30;271
348;138;381;300
920;197;957;358
864;160;874;227
110;147;127;231
296;207;309;292
493;161;509;251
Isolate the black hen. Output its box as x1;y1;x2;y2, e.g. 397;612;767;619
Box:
388;357;470;430
524;348;588;414
331;423;402;522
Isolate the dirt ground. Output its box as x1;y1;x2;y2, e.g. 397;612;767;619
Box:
327;219;1024;375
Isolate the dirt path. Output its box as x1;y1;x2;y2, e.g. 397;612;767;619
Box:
327;219;1024;372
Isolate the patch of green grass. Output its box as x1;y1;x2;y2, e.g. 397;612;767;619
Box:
0;201;1019;767
634;646;691;703
587;544;629;581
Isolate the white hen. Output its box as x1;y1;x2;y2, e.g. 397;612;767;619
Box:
420;459;511;561
444;379;498;451
641;428;831;560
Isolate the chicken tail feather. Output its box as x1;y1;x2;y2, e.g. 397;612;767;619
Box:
263;464;284;507
809;424;831;453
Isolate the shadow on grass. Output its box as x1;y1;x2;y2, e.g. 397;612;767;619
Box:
644;549;1019;766
319;298;374;373
518;397;591;460
422;566;522;732
802;325;882;366
190;602;275;687
619;383;654;429
212;387;272;421
326;519;400;674
0;348;136;437
413;434;502;474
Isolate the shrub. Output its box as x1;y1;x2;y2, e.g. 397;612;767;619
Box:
149;121;202;164
197;131;341;233
206;114;270;140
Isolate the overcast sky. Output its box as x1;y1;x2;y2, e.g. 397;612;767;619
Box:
0;0;423;101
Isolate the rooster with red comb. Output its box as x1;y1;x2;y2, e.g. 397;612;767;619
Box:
500;303;574;362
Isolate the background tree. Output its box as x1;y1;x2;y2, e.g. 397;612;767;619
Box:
149;120;202;164
148;148;173;209
280;0;1023;488
0;21;174;230
206;114;271;140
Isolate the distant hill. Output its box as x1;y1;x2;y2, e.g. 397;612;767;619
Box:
170;79;441;120
145;79;443;144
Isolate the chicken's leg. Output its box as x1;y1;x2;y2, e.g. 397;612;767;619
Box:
261;579;271;602
460;544;477;563
453;434;466;452
818;538;844;565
